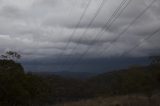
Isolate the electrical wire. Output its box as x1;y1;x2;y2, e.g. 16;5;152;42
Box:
68;0;132;70
98;0;157;58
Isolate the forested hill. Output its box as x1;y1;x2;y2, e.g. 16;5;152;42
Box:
87;65;160;96
0;59;160;106
0;59;92;105
0;60;50;105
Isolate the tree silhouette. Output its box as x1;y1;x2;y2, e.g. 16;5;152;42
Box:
149;56;160;65
0;51;21;61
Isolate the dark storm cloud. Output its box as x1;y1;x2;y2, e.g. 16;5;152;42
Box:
0;0;160;71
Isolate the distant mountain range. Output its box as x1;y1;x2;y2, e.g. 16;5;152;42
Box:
53;71;99;79
31;71;99;79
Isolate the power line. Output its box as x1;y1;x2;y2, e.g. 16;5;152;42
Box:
101;26;160;72
60;0;108;65
69;0;107;53
95;0;157;58
99;0;158;72
121;28;160;57
68;0;132;70
68;0;131;70
57;0;92;60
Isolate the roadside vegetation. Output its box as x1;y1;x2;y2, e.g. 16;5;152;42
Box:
55;95;160;106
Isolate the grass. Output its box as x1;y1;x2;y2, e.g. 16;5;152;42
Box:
54;94;160;106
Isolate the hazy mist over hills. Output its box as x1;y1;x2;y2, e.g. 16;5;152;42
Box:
23;56;149;73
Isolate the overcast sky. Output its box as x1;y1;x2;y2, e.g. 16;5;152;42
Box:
0;0;160;72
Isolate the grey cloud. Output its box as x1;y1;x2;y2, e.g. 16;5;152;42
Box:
0;0;160;69
0;5;25;19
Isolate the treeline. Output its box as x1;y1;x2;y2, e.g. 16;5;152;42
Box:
0;60;48;105
88;65;160;97
0;52;160;105
0;59;93;105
